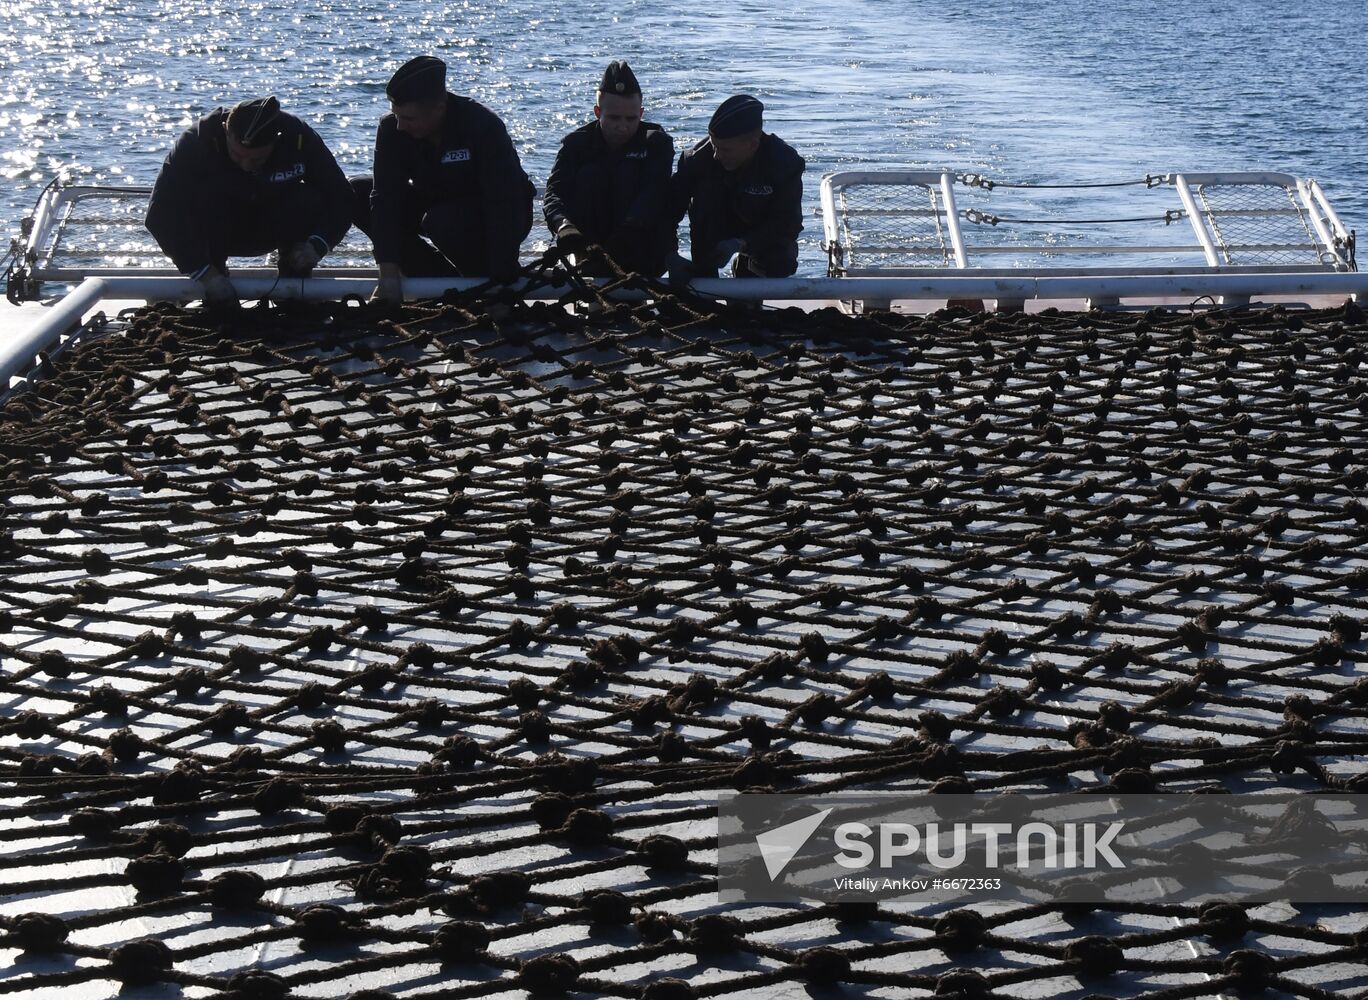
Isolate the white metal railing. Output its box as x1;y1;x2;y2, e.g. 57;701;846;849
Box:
820;170;1356;277
4;179;546;300
5;171;1359;306
7;182;380;292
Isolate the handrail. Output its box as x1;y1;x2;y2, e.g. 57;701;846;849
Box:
1168;174;1222;267
13;173;1357;294
938;172;968;268
6;273;1365;390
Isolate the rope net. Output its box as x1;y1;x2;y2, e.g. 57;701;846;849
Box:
2;260;1368;999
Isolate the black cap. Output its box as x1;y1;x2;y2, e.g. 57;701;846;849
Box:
387;56;447;104
226;96;283;148
599;60;641;98
708;94;763;139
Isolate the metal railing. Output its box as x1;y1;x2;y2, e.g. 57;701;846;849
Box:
4;179;547;301
4;171;1359;307
820;170;1356;277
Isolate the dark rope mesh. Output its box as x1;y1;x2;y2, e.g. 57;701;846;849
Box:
2;257;1367;998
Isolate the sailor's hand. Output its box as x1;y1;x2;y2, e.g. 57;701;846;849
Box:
739;255;768;277
200;269;239;309
555;222;588;258
284;239;325;274
710;238;745;269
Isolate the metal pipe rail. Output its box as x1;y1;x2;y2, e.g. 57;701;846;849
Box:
12;173;1357;303
821;170;1357;276
8;270;1368;391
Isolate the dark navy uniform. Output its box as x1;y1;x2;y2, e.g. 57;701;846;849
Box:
672;131;804;278
145;106;352;279
542;119;675;276
351;93;534;281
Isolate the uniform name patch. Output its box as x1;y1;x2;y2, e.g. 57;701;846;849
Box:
269;163;306;183
744;184;774;196
625;150;648;159
442;149;472;163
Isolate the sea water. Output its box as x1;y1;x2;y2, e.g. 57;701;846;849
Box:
1;0;1362;272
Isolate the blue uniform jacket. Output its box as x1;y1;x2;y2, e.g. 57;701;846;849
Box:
542;119;675;242
145;107;352;278
369;93;534;266
670;131;805;274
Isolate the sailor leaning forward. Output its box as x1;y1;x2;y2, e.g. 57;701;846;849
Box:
669;94;805;283
144;96;354;307
351;56;535;304
542;60;676;277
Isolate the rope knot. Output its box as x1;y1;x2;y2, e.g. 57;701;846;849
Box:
557;807;615;846
935;909;988;952
1223;949;1276;990
795;946;851;985
126;852;186;895
312;719;349;754
934;970;992;999
687;914;744;953
207;870;267;908
108;939;174;984
10;913;70;953
224;969;290;1000
434;735;478;768
1065;936;1124;978
1198;901;1249;942
582;889;634;925
639;834;690;871
519;954;580;995
69;807;120;839
641;979;697;1000
800;631;830;662
431;920;491;962
296;903;366;945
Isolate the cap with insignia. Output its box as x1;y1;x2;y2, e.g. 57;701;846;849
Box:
387;55;447;104
599;60;641;98
226;96;283;148
708;94;764;139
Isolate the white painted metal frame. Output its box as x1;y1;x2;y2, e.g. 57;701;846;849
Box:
820;170;1356;277
4;173;1360;323
12;182;378;285
1171;170;1353;270
819;170;968;274
13;173;1357;293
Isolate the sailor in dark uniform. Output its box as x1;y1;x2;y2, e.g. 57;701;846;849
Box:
669;94;805;281
351;56;534;302
542;60;675;276
145;96;353;306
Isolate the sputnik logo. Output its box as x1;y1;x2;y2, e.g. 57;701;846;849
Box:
755;808;833;880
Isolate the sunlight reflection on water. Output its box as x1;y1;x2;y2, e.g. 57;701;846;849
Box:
1;0;1361;270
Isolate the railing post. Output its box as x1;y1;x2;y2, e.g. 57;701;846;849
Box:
1172;174;1223;267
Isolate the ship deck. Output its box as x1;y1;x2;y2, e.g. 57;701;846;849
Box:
2;280;1367;999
